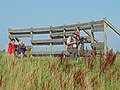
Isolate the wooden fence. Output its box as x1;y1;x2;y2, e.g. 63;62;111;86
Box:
8;18;120;56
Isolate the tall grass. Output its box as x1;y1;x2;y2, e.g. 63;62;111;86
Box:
0;51;120;90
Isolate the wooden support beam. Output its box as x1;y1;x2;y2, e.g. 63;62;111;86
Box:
63;24;67;51
30;31;33;52
79;28;99;43
104;19;120;36
103;18;107;55
50;26;53;55
77;22;80;51
90;22;95;44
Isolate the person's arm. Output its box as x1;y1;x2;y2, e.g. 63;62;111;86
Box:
67;42;76;45
14;44;18;48
67;37;76;46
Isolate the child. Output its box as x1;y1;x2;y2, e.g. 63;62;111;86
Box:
8;39;18;55
17;41;26;58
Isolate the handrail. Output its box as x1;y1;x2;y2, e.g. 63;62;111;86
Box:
104;19;120;36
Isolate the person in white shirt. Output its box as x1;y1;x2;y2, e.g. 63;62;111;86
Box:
67;31;79;60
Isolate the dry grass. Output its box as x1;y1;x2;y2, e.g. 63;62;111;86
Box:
0;50;120;90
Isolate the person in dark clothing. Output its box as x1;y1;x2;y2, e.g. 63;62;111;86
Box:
17;41;26;58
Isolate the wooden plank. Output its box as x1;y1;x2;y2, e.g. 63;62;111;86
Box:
51;23;103;33
9;32;30;34
65;27;77;31
94;24;104;28
79;20;103;27
51;26;64;30
51;29;63;33
31;39;66;45
8;28;31;34
50;31;75;37
9;34;31;38
32;30;50;34
9;27;50;32
51;20;103;30
51;36;64;39
31;40;50;45
91;28;104;32
9;20;104;34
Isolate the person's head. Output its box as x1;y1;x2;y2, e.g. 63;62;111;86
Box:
73;31;79;38
19;41;24;46
11;38;15;43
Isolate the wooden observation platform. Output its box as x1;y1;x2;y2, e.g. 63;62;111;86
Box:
8;18;120;56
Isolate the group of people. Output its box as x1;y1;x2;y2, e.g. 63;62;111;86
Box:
7;31;80;59
7;38;26;58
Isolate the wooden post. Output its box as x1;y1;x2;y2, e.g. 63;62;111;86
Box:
50;26;53;56
30;28;34;52
90;21;95;44
30;28;33;41
63;24;67;51
90;21;95;51
103;18;107;55
77;22;80;51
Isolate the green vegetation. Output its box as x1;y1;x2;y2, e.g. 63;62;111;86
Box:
0;51;120;90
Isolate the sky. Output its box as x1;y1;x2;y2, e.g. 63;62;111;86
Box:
0;0;120;51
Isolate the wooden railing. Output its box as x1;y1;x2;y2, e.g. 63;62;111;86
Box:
8;18;120;56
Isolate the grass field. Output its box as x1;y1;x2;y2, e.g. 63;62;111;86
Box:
0;51;120;90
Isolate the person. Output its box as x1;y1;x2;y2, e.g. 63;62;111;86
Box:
67;31;79;60
8;38;18;55
17;41;26;58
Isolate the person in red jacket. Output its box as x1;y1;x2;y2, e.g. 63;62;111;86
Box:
8;39;17;55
